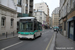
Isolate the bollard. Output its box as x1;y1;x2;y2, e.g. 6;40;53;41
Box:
13;32;14;36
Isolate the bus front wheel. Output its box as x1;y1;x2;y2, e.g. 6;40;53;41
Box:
33;35;35;40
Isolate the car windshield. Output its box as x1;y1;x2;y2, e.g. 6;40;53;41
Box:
19;22;33;32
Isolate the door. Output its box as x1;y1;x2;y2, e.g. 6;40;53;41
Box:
69;21;74;40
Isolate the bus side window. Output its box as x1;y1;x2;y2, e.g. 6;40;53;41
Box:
34;23;37;30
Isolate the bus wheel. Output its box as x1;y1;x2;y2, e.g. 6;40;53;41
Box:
33;35;35;40
39;33;42;37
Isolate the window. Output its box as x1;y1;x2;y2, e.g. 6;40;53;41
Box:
40;17;42;20
40;13;42;15
18;0;22;6
11;19;14;26
34;22;37;30
19;22;33;31
1;17;6;26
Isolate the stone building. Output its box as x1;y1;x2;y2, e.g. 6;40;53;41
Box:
59;0;75;41
35;2;50;27
52;7;59;27
33;10;47;29
14;0;34;16
0;0;17;35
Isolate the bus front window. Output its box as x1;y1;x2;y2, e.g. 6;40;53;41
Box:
19;22;33;32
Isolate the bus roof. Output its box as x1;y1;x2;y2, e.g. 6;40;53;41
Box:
19;17;36;19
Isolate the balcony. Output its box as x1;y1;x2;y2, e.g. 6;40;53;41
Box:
17;13;29;17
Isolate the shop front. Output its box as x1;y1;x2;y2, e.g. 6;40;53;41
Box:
67;16;75;41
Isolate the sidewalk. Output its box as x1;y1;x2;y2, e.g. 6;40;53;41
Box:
0;33;18;40
55;33;75;50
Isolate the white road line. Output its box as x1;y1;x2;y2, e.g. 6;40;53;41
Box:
1;41;23;50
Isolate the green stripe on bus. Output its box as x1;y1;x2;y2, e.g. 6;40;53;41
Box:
18;32;34;35
18;30;42;35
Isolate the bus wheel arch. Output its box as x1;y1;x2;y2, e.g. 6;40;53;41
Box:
39;33;42;37
33;34;36;39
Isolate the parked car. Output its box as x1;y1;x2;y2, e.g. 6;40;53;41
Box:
54;28;57;31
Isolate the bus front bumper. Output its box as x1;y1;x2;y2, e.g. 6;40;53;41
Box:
18;34;34;39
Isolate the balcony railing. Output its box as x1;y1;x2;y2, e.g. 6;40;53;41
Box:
17;13;29;17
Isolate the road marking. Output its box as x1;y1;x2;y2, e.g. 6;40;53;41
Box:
1;41;23;50
45;33;54;50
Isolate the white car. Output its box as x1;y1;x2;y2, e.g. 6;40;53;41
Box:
54;29;57;31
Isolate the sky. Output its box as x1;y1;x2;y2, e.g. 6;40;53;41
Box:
34;0;60;16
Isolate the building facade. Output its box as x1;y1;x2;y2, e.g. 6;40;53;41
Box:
35;2;50;26
59;0;75;41
0;0;17;35
14;0;34;16
33;10;47;29
35;2;48;15
46;6;50;27
52;7;59;27
34;10;47;25
49;17;52;27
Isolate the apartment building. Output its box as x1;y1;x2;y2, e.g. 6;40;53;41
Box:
59;0;75;41
49;17;52;27
0;0;17;35
34;10;47;25
46;6;50;27
52;7;59;27
34;10;47;29
14;0;34;16
35;2;50;27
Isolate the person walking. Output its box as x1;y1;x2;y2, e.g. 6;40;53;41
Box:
56;28;59;33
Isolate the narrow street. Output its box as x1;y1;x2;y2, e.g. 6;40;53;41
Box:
0;29;54;50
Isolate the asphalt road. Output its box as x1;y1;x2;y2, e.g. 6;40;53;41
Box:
0;29;54;50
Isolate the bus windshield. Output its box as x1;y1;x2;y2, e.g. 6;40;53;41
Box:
19;22;33;32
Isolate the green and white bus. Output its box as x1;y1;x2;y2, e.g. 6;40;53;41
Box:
18;17;42;39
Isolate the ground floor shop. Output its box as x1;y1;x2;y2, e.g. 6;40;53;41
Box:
59;11;75;41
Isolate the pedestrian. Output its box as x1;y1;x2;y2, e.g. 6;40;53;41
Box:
56;28;58;38
56;28;58;33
